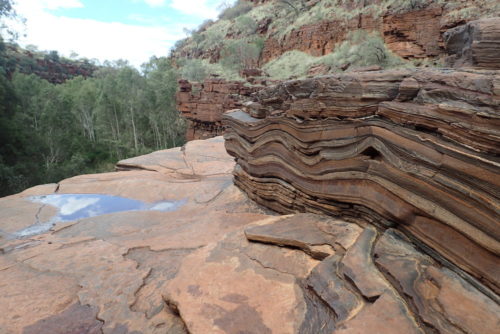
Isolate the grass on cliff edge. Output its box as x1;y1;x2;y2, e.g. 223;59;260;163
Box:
263;31;405;80
175;0;500;56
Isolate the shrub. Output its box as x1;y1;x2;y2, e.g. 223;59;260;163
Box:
203;28;225;48
220;38;263;71
320;31;404;69
263;50;316;79
276;0;305;16
173;38;187;51
263;30;405;80
197;19;214;33
179;59;207;82
234;15;257;35
392;0;429;12
198;20;231;51
218;0;253;20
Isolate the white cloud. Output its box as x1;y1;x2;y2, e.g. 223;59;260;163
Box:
12;0;195;67
30;195;100;215
23;0;84;10
7;0;232;67
169;0;219;19
142;0;167;7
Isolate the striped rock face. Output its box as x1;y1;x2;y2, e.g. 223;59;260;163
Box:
223;67;500;297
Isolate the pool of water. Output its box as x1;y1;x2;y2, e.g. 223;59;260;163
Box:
13;194;187;238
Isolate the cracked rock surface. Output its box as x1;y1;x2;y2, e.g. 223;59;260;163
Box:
0;137;498;333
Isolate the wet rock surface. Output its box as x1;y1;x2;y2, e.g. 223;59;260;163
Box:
1;137;499;333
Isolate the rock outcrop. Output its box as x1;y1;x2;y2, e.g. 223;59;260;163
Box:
261;3;498;64
445;17;500;69
1;137;499;333
176;79;260;140
6;45;96;84
223;68;500;297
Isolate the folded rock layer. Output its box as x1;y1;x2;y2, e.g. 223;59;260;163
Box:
223;68;500;294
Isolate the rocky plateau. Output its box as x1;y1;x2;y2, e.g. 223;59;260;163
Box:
1;133;499;333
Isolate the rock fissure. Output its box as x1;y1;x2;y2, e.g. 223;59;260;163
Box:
129;267;153;313
240;250;296;277
162;297;191;334
372;261;442;334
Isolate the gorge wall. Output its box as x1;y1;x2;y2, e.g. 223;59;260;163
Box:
260;4;446;64
223;65;500;295
175;0;499;67
260;1;499;65
176;78;260;140
175;5;500;140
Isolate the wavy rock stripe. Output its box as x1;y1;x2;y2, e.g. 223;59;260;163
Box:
222;68;500;295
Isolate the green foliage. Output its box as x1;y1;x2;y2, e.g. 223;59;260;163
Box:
218;0;253;20
179;58;207;82
276;0;306;16
0;53;185;197
177;57;243;81
0;0;13;18
3;44;97;84
197;19;215;32
202;26;225;49
234;15;257;35
172;0;500;60
388;0;430;13
263;50;317;80
264;31;404;79
0;40;16;116
220;38;263;71
321;31;404;68
0;0;20;39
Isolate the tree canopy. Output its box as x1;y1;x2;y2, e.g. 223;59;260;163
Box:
0;45;185;196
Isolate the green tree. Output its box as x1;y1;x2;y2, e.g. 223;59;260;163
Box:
220;38;262;71
180;58;207;82
234;15;257;35
142;57;185;149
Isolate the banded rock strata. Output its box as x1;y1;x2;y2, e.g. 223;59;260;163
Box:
176;78;260;140
1;137;498;333
445;17;500;69
223;68;500;297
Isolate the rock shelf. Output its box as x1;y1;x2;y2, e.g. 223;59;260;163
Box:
223;68;500;296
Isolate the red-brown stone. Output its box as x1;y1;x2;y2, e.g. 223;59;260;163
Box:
176;78;261;141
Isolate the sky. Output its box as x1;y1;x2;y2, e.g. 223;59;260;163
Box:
9;0;234;67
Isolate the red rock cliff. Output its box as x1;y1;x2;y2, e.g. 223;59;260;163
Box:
176;78;260;140
261;2;485;64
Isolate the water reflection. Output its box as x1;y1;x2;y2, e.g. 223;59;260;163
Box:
14;194;186;238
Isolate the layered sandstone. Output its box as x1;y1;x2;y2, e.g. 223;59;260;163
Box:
223;68;500;296
1;137;498;333
445;17;500;69
261;3;500;64
176;78;260;140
